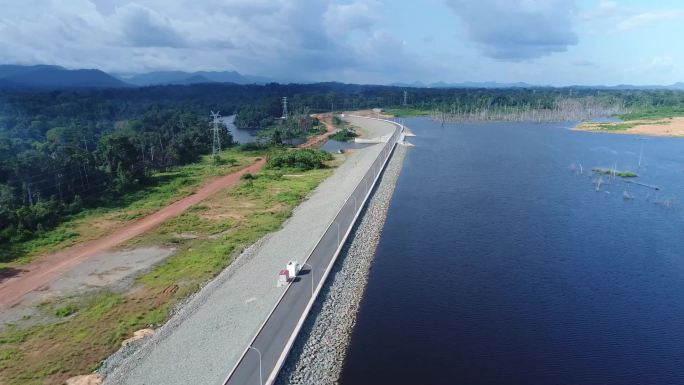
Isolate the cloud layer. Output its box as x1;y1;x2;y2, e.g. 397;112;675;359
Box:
444;0;578;60
0;0;428;83
0;0;682;85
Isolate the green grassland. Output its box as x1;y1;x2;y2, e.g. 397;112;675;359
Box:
0;155;336;385
580;118;669;132
619;106;684;121
384;108;431;117
592;122;638;131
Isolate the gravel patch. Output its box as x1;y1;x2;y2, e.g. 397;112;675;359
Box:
275;143;409;385
0;247;174;330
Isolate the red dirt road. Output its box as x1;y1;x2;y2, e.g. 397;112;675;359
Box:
0;158;266;307
301;114;336;148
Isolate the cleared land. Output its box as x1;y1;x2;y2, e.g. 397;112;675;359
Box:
0;158;266;308
0;157;334;385
0;129;339;384
301;114;336;148
575;117;684;137
0;118;388;385
1;151;257;267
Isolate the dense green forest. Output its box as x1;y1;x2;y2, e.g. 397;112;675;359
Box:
1;82;683;251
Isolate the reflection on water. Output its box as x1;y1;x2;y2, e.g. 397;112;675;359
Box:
221;115;306;146
221;115;259;144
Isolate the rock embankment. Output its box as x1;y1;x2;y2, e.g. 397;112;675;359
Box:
276;143;408;385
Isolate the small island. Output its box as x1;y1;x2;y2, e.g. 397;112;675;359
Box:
592;167;638;178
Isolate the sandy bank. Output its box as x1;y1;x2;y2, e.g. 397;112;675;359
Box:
575;117;684;137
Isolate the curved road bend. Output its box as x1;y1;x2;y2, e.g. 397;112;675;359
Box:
0;158;266;308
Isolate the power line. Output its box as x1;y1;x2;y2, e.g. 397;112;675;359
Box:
210;111;222;156
282;97;288;119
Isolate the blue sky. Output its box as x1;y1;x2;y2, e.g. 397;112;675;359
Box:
0;0;682;85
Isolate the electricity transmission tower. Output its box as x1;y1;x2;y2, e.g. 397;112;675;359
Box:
282;97;288;119
403;91;408;106
210;111;222;156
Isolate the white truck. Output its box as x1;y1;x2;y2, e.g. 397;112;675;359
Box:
277;261;302;287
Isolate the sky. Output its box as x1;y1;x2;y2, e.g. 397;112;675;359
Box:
0;0;682;86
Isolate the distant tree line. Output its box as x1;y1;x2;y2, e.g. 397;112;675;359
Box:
1;82;682;250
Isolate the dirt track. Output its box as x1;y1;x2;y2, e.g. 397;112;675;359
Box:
301;114;336;148
0;159;266;308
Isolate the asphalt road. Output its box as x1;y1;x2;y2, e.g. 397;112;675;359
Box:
225;122;400;385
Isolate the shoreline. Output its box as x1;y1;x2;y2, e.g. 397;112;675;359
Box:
275;143;409;385
573;117;684;137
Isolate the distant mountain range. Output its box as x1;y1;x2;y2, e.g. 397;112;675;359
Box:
391;80;684;90
391;81;539;89
1;64;683;90
571;82;684;90
0;65;276;89
118;70;276;86
0;65;129;89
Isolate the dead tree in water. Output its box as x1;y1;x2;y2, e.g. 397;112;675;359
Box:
432;97;629;123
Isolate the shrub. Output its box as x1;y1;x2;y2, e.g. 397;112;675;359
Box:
267;149;333;171
54;304;78;317
239;141;272;152
329;128;358;142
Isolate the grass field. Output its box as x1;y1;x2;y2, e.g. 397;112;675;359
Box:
1;149;258;267
384;108;431;117
592;168;638;178
592;122;638;131
0;158;335;384
619;106;684;121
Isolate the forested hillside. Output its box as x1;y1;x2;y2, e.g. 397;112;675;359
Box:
1;82;683;251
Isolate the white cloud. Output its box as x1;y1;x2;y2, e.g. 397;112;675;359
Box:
443;0;578;61
624;55;675;77
324;1;378;37
115;3;186;47
580;1;684;32
0;0;433;83
616;11;683;32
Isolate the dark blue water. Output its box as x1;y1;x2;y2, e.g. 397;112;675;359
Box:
340;118;684;385
222;115;306;146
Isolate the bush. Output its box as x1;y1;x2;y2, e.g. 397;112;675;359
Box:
329;128;358;142
267;149;333;171
239;141;272;152
54;304;78;317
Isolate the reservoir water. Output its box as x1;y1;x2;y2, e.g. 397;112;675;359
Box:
340;118;684;385
222;115;258;144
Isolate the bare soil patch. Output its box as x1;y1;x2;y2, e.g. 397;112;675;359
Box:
302;113;336;148
0;247;174;328
576;117;684;137
0;159;265;308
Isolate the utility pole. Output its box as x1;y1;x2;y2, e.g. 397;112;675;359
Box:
282;97;288;119
210;111;222;156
